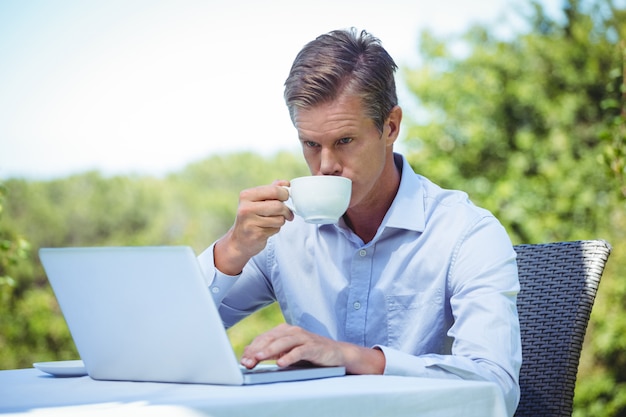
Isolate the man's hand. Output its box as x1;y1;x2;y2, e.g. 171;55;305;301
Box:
240;323;386;375
214;181;293;275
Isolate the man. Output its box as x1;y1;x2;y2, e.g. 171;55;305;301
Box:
198;28;521;415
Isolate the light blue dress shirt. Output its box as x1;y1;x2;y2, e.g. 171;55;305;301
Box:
198;154;521;416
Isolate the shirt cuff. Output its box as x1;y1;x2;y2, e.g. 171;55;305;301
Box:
374;345;413;376
197;243;240;303
373;344;437;377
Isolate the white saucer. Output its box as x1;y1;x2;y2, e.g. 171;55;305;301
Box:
33;360;87;377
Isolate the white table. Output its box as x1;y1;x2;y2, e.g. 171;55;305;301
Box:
0;368;507;416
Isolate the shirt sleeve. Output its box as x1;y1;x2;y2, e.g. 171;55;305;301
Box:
376;216;521;417
197;243;241;305
197;243;276;329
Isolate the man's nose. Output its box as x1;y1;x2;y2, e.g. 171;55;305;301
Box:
319;148;341;175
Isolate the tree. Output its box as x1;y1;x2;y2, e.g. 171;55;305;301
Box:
402;0;626;415
0;183;30;292
601;39;626;199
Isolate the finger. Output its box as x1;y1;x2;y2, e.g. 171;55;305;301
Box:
275;346;308;368
252;200;292;219
240;355;259;369
272;179;291;189
254;335;303;363
238;193;292;225
240;334;276;368
241;324;300;366
266;180;291;203
240;184;289;204
234;205;290;241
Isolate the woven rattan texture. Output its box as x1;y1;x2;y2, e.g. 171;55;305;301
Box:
513;240;611;417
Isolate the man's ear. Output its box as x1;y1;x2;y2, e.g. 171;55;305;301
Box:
384;105;402;146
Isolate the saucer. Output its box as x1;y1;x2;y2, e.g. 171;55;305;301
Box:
33;360;87;377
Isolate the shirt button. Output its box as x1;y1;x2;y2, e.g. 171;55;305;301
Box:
353;301;361;310
211;286;220;294
359;249;367;257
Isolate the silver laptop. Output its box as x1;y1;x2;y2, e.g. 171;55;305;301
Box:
38;246;345;385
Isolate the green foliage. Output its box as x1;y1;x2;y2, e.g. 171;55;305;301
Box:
0;152;306;370
0;183;30;291
600;40;626;199
403;0;626;415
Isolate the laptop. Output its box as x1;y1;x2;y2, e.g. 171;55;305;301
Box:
38;246;345;385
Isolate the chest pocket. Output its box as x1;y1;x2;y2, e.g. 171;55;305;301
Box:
385;291;446;352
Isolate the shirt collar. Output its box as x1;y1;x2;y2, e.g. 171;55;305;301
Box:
331;153;425;240
381;153;425;232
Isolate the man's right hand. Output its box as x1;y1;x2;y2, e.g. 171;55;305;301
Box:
213;180;293;275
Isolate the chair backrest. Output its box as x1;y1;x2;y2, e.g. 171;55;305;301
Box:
513;240;611;417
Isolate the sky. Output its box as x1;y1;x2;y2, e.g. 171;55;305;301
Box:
0;0;556;179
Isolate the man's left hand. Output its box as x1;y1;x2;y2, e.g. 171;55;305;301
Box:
240;323;385;375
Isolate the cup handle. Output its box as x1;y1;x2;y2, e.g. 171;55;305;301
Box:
281;186;297;214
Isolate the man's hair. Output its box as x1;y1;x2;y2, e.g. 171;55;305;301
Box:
284;28;398;133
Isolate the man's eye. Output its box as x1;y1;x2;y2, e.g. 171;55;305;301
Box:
338;137;353;145
303;141;319;148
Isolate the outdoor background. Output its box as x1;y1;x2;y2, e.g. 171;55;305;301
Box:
1;0;625;416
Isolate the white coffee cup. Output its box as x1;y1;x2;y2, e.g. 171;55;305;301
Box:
283;176;352;224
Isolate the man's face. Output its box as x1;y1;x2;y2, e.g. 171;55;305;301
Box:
293;92;398;211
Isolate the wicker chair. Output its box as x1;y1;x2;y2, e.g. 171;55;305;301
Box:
513;240;612;417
